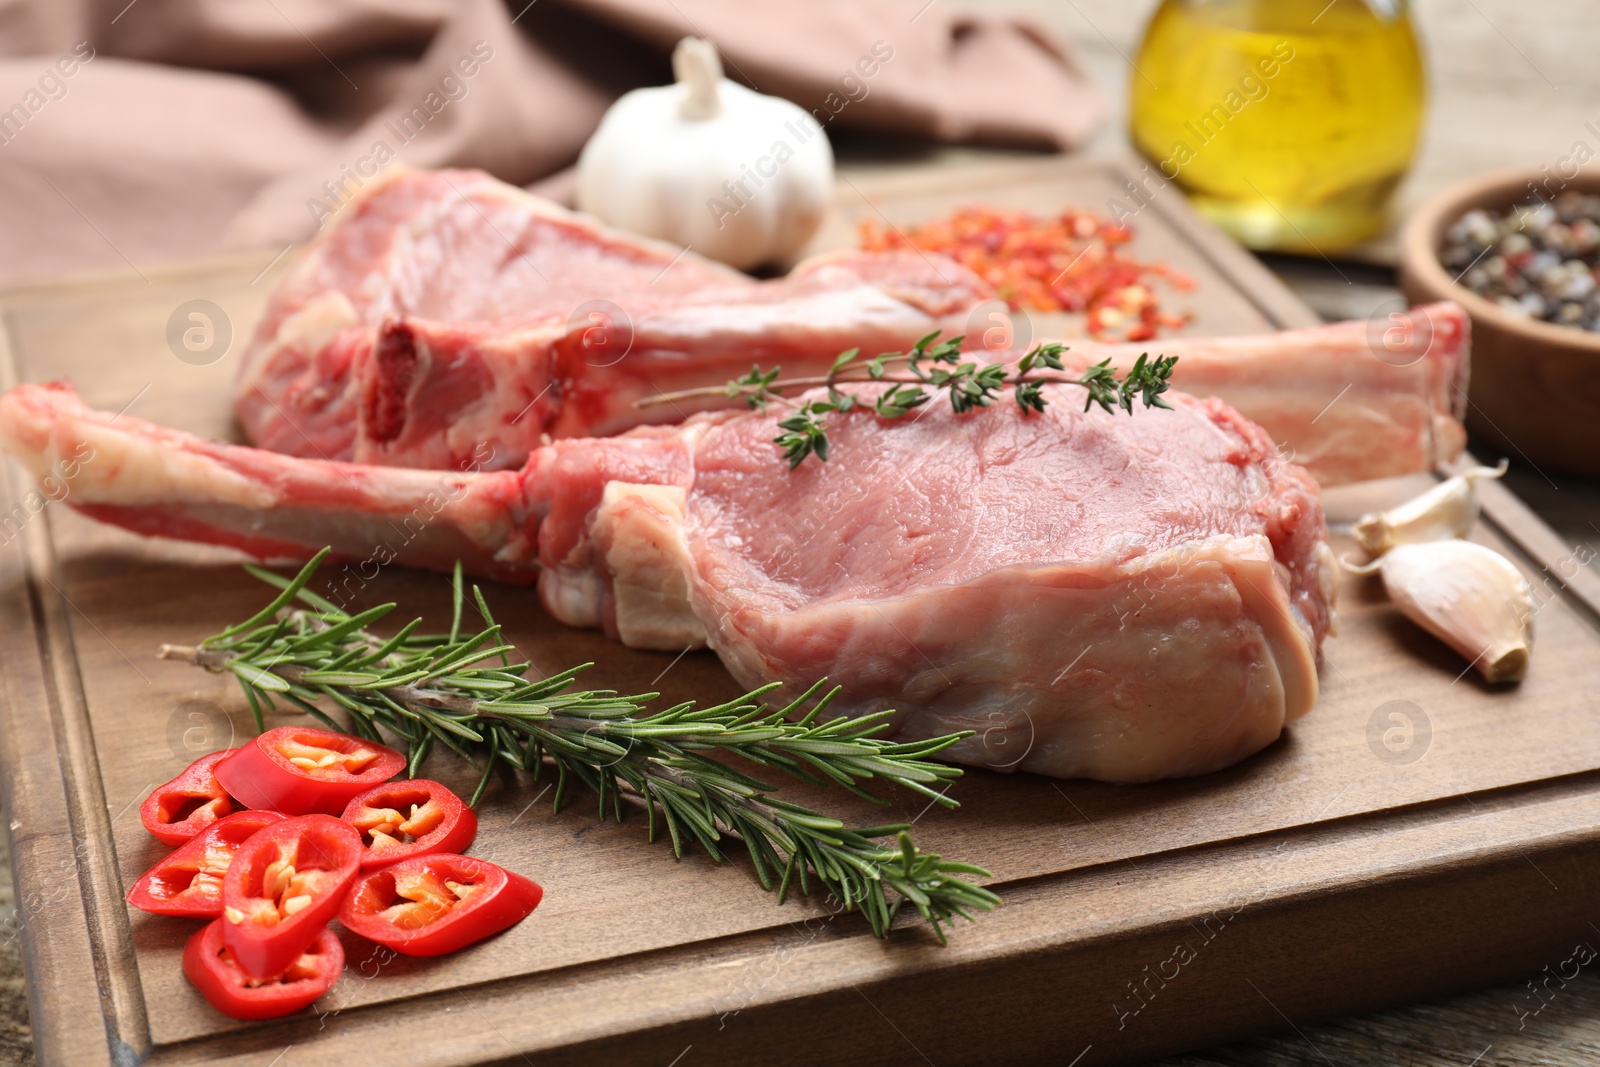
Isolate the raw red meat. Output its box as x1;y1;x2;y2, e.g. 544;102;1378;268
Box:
237;169;1466;488
0;380;1331;782
236;168;992;472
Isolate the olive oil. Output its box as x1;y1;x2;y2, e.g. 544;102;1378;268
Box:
1130;0;1424;251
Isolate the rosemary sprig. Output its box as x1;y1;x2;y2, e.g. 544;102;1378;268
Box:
644;332;1179;467
159;549;999;942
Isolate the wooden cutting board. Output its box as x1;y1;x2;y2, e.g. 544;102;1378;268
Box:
4;157;1600;1067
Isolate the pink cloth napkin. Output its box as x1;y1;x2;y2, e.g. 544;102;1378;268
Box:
0;0;1104;286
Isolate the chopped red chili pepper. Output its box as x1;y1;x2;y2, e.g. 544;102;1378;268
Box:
339;854;542;957
221;814;362;977
216;726;405;816
340;779;478;870
858;206;1195;342
127;810;285;918
139;749;237;846
183;919;342;1020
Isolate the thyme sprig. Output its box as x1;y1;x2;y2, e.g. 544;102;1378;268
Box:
642;332;1178;467
159;549;999;941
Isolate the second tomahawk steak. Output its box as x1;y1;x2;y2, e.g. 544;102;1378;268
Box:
236;168;991;472
236;168;1469;488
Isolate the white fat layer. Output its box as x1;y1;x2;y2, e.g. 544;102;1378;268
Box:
593;482;707;651
694;533;1321;782
277;291;360;355
238;291;360;397
537;568;605;629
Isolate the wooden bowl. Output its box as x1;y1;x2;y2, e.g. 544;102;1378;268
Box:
1399;165;1600;475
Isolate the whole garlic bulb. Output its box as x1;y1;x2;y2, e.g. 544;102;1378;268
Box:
576;37;835;271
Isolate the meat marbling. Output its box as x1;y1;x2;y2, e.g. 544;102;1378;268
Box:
0;381;1333;782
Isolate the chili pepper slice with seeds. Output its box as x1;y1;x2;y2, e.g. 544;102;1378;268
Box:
184;919;342;1020
140;748;238;846
340;779;478;870
339;854;542;957
216;726;404;816
220;814;361;977
127;810;285;918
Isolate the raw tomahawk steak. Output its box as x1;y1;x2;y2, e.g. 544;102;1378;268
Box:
0;382;1333;783
237;167;1469;487
238;168;991;472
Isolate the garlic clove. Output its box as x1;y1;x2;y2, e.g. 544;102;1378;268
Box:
1364;540;1534;683
1353;458;1508;557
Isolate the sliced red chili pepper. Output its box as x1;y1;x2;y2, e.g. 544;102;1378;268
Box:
183;918;342;1020
221;814;362;977
127;810;285;918
140;749;238;846
216;726;404;816
339;854;542;957
340;780;478;870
